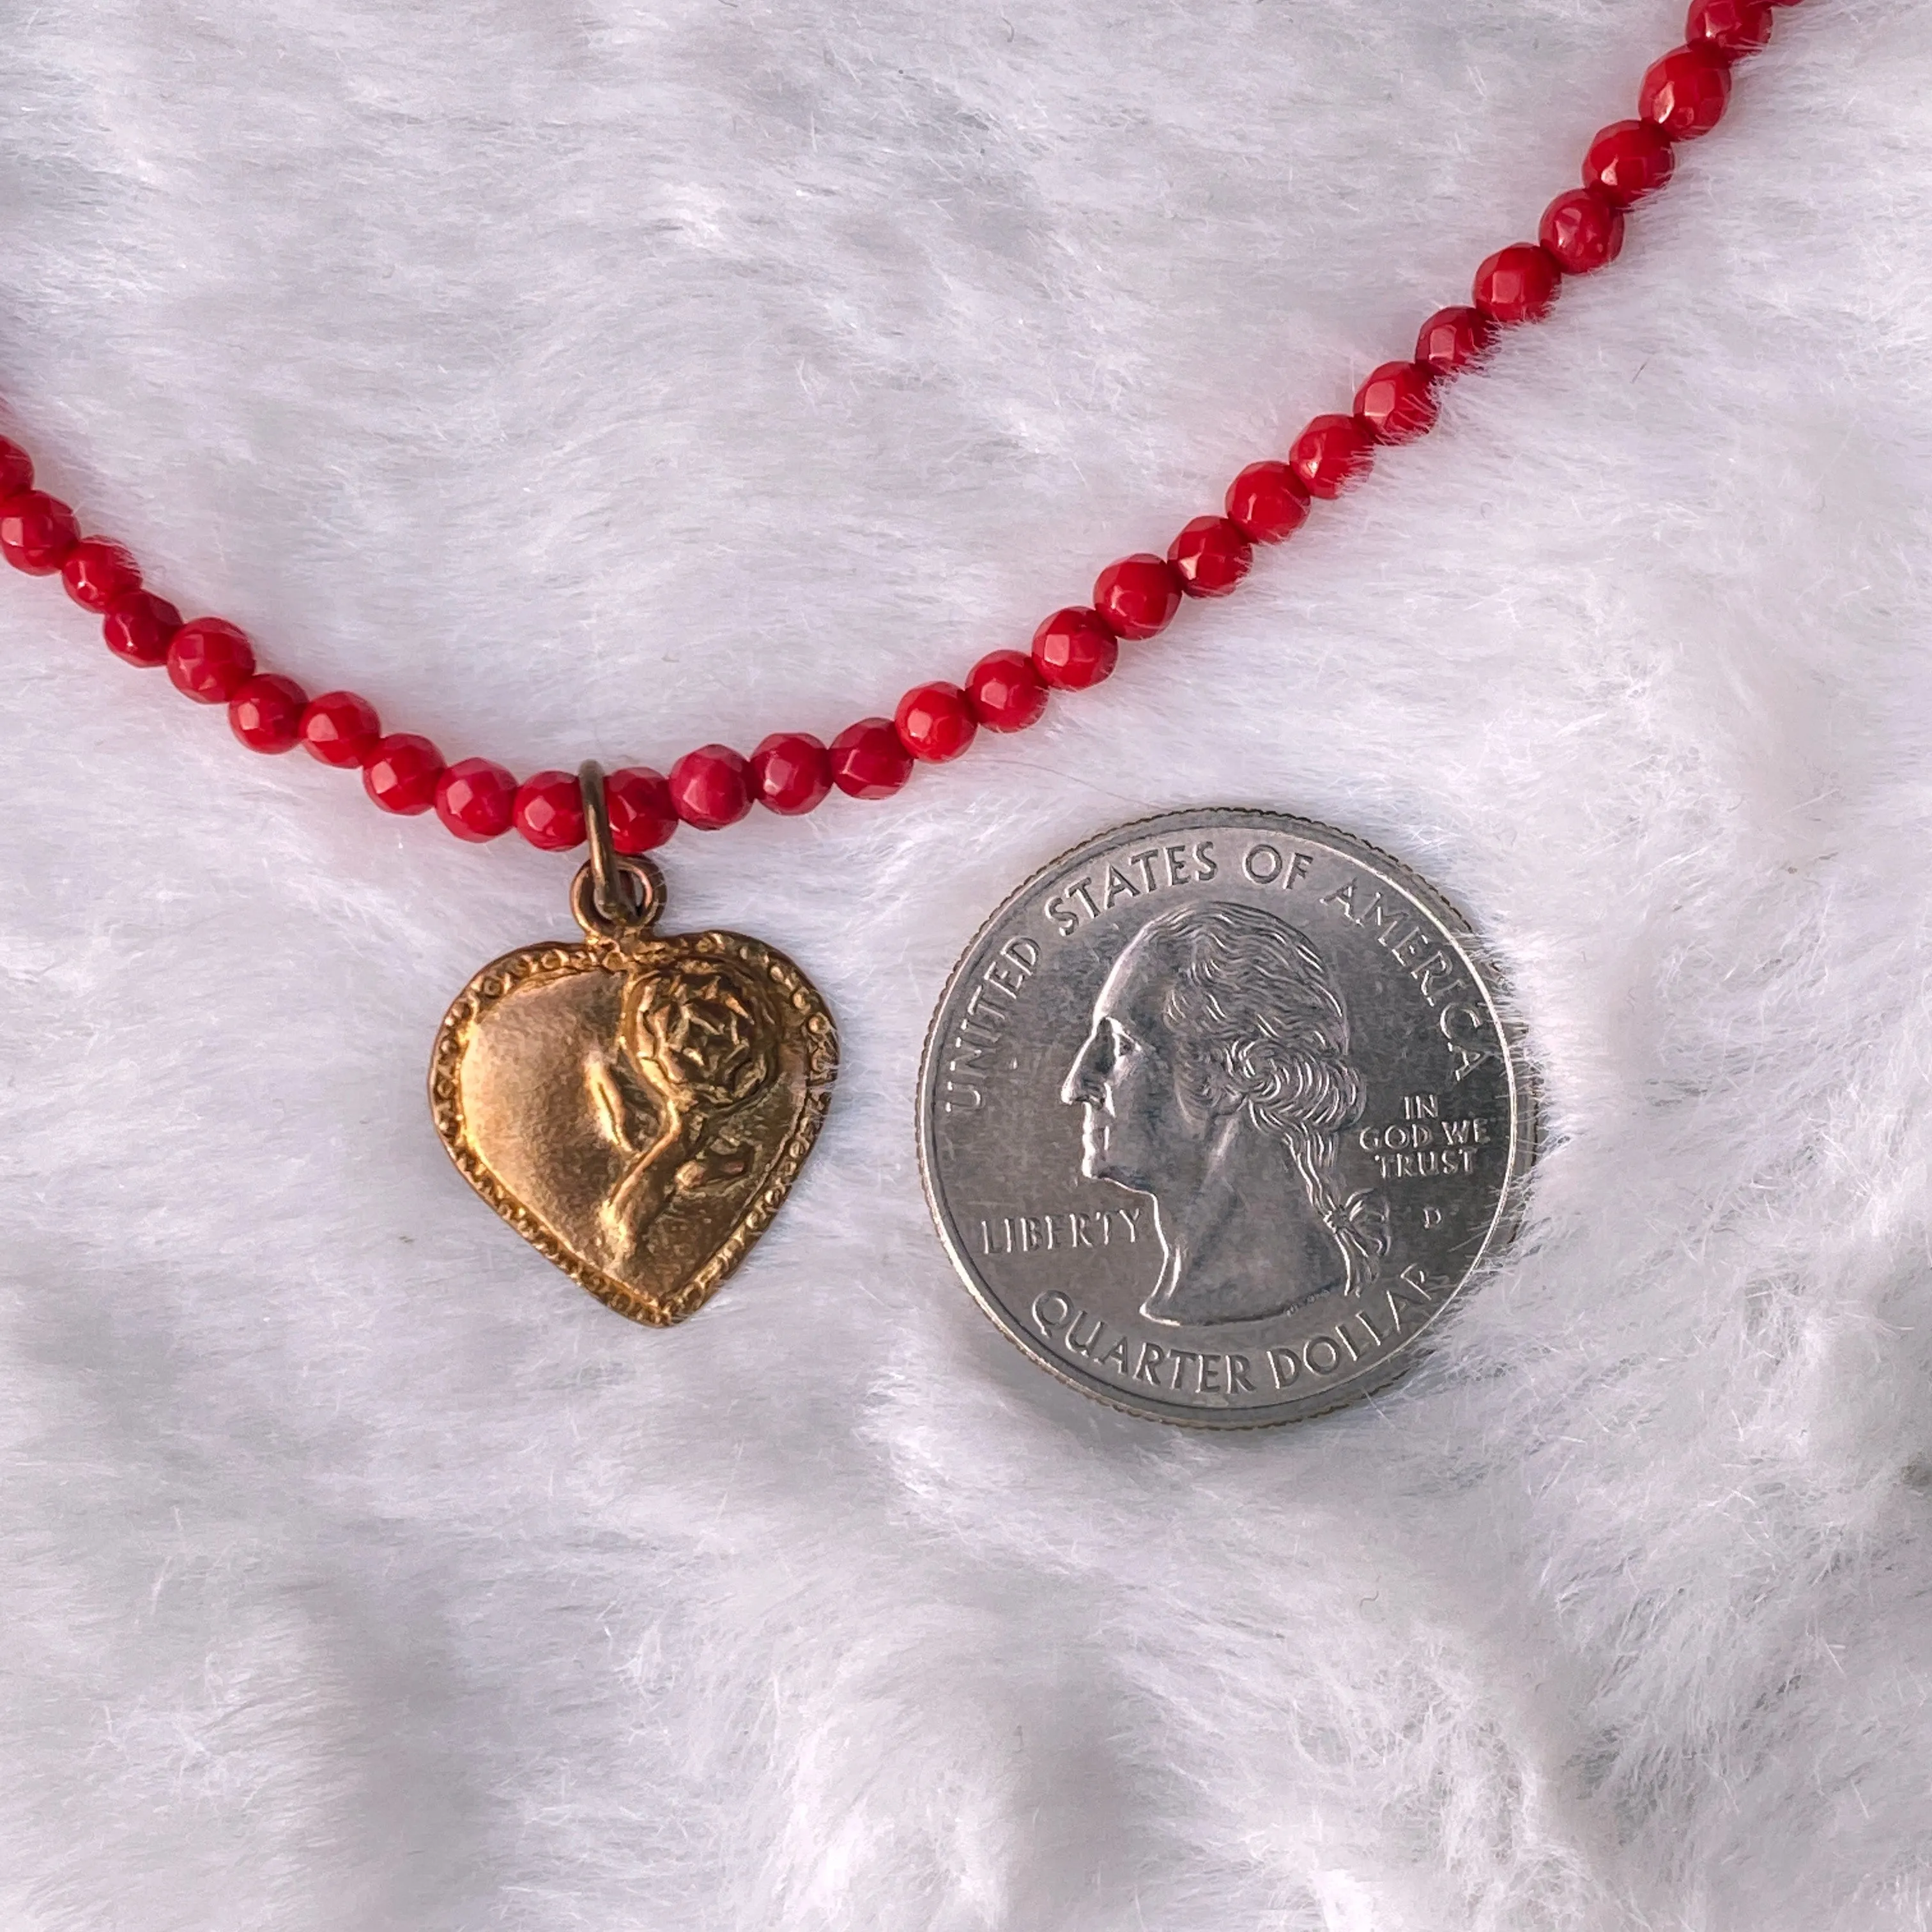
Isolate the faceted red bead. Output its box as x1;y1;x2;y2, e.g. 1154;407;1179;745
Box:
227;673;307;754
60;538;141;612
1539;188;1625;275
1353;361;1439;443
1092;555;1181;640
829;717;913;801
749;733;831;816
966;650;1048;732
1473;245;1561;326
0;491;79;574
1582;120;1678;209
101;590;181;667
1414;305;1496;379
166;618;256;703
669;743;752;830
513;769;586;850
896;681;977;763
889;687;974;761
1031;607;1118;692
300;690;382;768
363;733;444;815
435;758;518;843
1167;516;1252;597
606;765;680;850
1225;461;1309;544
1291;413;1374;500
0;438;31;498
1640;44;1731;139
1687;0;1774;59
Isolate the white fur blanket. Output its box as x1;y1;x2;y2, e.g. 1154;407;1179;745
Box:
1;2;1926;1926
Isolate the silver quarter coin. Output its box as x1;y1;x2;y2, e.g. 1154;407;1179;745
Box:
917;808;1535;1427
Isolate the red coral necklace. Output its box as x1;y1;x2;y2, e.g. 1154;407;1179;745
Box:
0;6;1795;1325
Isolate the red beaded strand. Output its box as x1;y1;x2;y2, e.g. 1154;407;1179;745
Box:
1583;121;1677;207
363;734;443;816
1289;414;1375;498
1539;188;1625;275
829;719;912;800
1031;608;1117;692
896;682;978;763
1225;462;1308;543
0;4;1801;854
606;765;679;852
1687;0;1774;60
436;758;518;843
1413;305;1495;378
300;690;381;767
1092;555;1183;639
1639;43;1732;139
1167;517;1254;597
965;651;1048;733
0;491;79;575
514;769;588;851
669;744;753;830
61;539;140;613
749;732;832;815
229;674;307;753
166;619;256;704
1353;362;1439;443
102;592;181;667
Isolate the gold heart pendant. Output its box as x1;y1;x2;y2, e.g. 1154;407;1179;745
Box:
429;770;837;1326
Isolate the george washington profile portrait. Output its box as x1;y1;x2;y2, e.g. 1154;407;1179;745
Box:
1060;900;1388;1326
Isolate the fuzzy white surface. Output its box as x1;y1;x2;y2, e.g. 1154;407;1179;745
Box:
0;2;1927;1927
